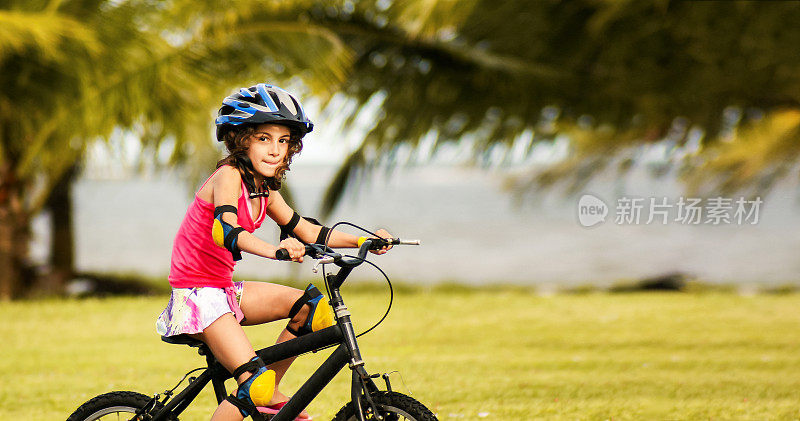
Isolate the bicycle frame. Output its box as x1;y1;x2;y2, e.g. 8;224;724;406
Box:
147;266;382;421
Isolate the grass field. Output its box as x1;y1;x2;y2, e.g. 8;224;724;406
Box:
2;288;800;420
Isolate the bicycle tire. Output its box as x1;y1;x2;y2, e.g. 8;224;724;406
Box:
66;390;174;421
332;391;438;421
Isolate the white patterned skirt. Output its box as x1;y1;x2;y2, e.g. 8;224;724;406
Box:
156;282;245;337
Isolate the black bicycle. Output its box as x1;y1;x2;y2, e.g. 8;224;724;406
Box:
67;237;437;421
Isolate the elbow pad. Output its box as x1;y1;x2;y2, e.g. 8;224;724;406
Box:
279;211;302;241
212;205;245;261
279;211;331;245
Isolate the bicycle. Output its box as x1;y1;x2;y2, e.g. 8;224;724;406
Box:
67;236;437;421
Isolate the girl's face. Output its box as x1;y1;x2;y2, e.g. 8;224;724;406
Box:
247;123;291;179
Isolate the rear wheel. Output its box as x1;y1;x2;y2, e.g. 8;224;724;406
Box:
332;391;437;421
66;391;172;421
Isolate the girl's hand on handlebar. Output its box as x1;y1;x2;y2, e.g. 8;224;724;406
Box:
370;229;393;255
277;237;305;262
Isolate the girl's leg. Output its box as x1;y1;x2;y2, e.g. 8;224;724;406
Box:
191;313;255;421
239;281;310;405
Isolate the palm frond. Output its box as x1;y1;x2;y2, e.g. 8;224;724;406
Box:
319;143;366;218
688;110;800;196
0;9;99;61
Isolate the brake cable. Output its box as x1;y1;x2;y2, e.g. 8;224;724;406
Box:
319;221;395;338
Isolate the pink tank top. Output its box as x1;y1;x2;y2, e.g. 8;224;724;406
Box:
168;166;268;288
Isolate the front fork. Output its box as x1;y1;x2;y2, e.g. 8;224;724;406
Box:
329;275;384;421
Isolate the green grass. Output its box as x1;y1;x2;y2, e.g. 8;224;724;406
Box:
3;290;800;420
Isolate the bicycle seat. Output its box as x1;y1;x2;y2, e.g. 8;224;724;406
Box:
161;334;204;348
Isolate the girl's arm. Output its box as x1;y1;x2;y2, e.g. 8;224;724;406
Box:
212;166;306;261
265;189;393;254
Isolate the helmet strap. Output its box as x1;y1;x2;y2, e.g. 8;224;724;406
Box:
234;155;270;199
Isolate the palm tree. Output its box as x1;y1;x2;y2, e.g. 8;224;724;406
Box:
3;0;498;298
309;0;800;213
5;0;800;298
0;0;352;299
0;0;105;299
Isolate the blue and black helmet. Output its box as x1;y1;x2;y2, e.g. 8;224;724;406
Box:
215;84;314;141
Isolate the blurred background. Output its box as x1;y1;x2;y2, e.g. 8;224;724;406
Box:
2;0;800;300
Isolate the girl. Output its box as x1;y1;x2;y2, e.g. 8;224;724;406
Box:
156;84;391;421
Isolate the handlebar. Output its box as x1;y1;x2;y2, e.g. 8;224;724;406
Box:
274;245;324;262
275;237;420;269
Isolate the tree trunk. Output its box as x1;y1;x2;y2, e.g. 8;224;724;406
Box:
0;162;28;300
0;202;17;301
40;164;80;296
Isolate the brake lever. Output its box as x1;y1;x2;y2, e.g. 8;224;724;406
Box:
312;257;336;273
310;248;341;273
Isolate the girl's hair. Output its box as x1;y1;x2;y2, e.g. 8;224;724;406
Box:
215;123;303;191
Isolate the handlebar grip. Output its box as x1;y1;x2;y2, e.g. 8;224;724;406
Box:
367;239;388;250
275;248;291;261
276;245;318;261
358;236;395;250
363;237;421;249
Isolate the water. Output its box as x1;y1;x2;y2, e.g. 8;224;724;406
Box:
30;164;800;287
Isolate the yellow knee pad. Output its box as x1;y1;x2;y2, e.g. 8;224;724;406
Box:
227;357;275;417
287;284;335;336
310;294;335;332
247;368;275;407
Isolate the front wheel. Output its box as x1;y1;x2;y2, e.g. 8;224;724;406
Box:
66;391;170;421
332;391;437;421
